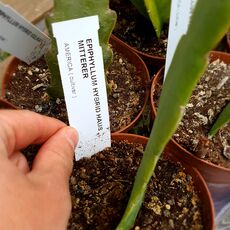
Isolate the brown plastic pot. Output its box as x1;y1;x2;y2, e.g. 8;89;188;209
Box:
0;98;17;109
111;34;165;73
2;36;150;133
1;56;20;97
150;51;230;184
109;35;150;133
112;133;215;230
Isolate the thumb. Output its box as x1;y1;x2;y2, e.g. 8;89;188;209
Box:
31;126;78;184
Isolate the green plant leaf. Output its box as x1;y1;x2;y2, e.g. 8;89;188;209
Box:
117;0;230;229
45;0;116;98
129;0;148;18
129;0;170;37
144;0;171;38
209;102;230;137
0;50;10;62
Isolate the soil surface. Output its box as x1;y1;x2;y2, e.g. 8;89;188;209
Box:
5;58;69;122
107;50;145;132
153;59;230;168
110;0;168;57
68;139;203;230
4;47;145;132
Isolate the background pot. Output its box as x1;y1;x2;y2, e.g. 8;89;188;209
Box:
1;36;150;133
109;35;150;133
1;56;20;97
109;0;166;73
150;51;230;184
112;133;215;230
112;34;165;75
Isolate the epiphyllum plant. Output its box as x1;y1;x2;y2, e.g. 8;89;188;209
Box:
130;0;171;38
117;0;230;229
45;0;117;98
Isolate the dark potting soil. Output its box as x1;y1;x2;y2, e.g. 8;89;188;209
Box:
107;50;145;131
153;59;230;168
5;58;69;123
5;48;145;132
110;0;168;57
68;139;204;230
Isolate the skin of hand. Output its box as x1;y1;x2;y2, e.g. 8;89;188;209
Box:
0;110;78;230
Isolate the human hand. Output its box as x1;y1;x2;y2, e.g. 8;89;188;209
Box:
0;110;78;230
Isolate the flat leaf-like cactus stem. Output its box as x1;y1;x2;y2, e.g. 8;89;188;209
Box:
45;0;117;98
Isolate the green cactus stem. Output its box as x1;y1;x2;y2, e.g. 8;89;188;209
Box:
45;0;116;98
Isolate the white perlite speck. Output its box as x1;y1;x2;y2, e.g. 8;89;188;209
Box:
194;113;208;125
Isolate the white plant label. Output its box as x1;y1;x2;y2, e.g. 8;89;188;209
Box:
164;0;197;78
52;15;111;160
0;2;51;64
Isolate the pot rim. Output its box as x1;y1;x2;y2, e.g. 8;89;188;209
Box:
109;35;150;133
111;34;165;61
0;98;17;109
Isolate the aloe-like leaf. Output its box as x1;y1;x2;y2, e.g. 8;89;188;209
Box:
129;0;148;18
130;0;170;38
144;0;171;38
155;0;171;23
45;0;117;98
209;102;230;137
117;0;230;229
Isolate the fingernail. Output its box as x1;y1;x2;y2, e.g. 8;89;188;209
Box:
65;127;78;149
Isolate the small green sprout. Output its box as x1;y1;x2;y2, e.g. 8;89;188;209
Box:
209;102;230;137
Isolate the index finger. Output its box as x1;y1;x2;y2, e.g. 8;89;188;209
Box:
0;110;66;157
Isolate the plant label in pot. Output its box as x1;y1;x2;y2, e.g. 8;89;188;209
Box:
164;0;197;76
0;2;51;64
52;15;111;160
